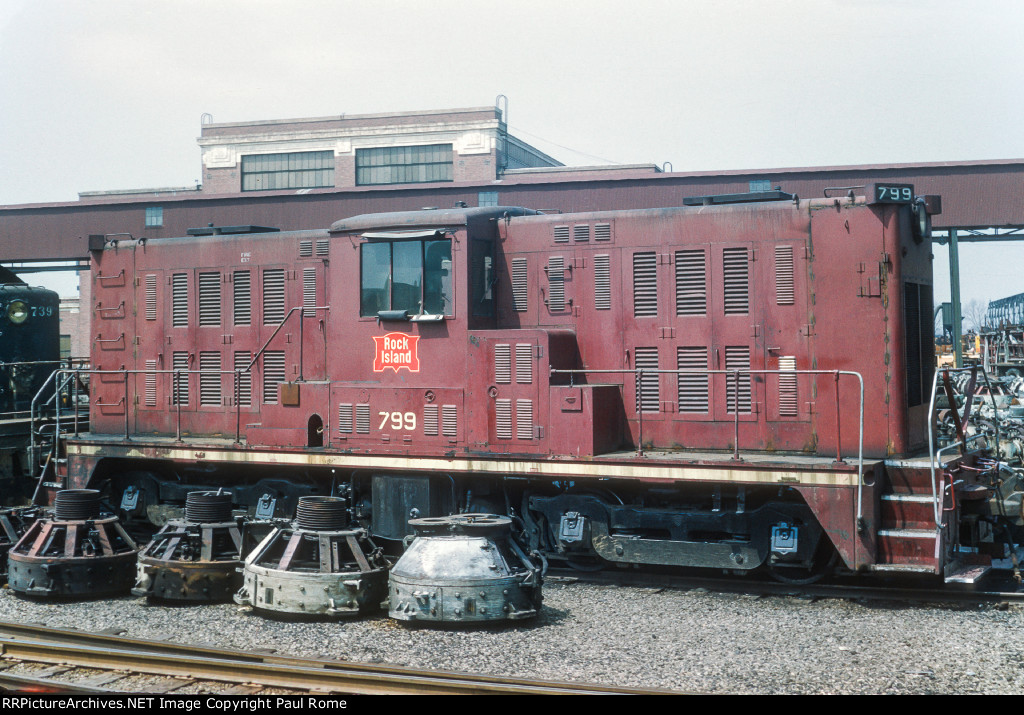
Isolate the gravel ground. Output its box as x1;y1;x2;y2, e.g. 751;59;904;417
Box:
3;579;1024;694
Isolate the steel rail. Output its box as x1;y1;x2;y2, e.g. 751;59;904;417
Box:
0;669;114;694
0;624;673;695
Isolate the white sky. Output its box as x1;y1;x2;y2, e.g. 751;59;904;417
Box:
1;0;1023;315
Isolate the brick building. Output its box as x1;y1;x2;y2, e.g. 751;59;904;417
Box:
196;107;560;195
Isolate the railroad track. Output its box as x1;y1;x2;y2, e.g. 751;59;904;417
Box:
0;621;675;695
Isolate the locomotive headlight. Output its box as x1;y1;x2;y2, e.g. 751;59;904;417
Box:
7;300;28;324
912;198;931;244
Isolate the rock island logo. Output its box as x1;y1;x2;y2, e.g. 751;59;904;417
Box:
372;332;420;372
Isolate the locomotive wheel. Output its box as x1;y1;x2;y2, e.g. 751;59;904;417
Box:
766;539;838;585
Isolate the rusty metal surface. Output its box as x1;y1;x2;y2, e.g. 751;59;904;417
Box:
7;508;137;597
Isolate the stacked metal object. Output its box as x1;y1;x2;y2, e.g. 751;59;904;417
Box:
389;514;543;623
234;495;388;616
133;490;244;601
7;489;137;597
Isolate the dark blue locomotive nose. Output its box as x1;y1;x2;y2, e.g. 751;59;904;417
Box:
0;283;61;413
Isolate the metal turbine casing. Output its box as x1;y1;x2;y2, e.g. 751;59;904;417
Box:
234;496;388;616
389;514;543;623
7;490;138;598
133;491;244;602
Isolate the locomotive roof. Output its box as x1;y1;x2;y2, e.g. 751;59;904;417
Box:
329;206;538;234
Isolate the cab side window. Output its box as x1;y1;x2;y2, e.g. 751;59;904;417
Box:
360;239;452;317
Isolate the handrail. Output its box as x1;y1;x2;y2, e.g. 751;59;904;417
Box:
927;365;1003;527
550;367;866;520
74;367;258;444
247;305;330;376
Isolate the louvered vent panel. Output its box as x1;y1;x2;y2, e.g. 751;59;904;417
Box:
233;351;252;406
172;274;188;327
633;252;658;317
442;405;457;438
516;399;533;440
547;256;565;312
199;351;222;406
573;224;590;242
198;272;221;327
172;351;189;405
675;249;707;316
494;344;512;384
262;350;285;404
144;359;157;407
594;254;611;310
299;240;313;257
495;399;513;440
145;275;157;321
553;226;570;243
423;405;439;436
677;346;709;413
263;269;285;325
512;258;528;312
356;404;370;434
775;246;795;306
315;239;330;256
233;271;251;326
303;268;316;317
634;347;660;413
515;344;533;384
337;403;353;434
725;346;752;414
778;355;798;417
723;248;750;315
594;223;612;241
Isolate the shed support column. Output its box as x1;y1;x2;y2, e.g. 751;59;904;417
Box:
949;228;963;368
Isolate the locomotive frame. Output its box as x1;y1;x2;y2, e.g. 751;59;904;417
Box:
55;185;1021;583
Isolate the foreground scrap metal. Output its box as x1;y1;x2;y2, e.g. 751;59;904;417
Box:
389;514;543;624
133;490;244;601
7;489;137;597
0;506;43;584
234;495;388;616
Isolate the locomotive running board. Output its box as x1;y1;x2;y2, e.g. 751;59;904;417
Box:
65;440;864;488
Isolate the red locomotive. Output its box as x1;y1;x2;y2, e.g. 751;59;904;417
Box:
64;184;1019;583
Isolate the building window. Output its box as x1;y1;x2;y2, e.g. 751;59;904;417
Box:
478;191;499;207
241;151;334;191
749;179;772;192
355;144;453;186
145;206;163;228
360;238;452;317
59;335;71;359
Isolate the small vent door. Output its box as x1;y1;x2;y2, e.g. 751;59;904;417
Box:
547;256;566;313
511;258;528;313
262;269;286;326
632;252;658;317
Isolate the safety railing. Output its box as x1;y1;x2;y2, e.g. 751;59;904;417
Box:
927;365;1004;528
47;304;331;447
549;367;866;520
247;305;329;382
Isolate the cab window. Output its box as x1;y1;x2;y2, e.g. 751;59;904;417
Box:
360;239;452;317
